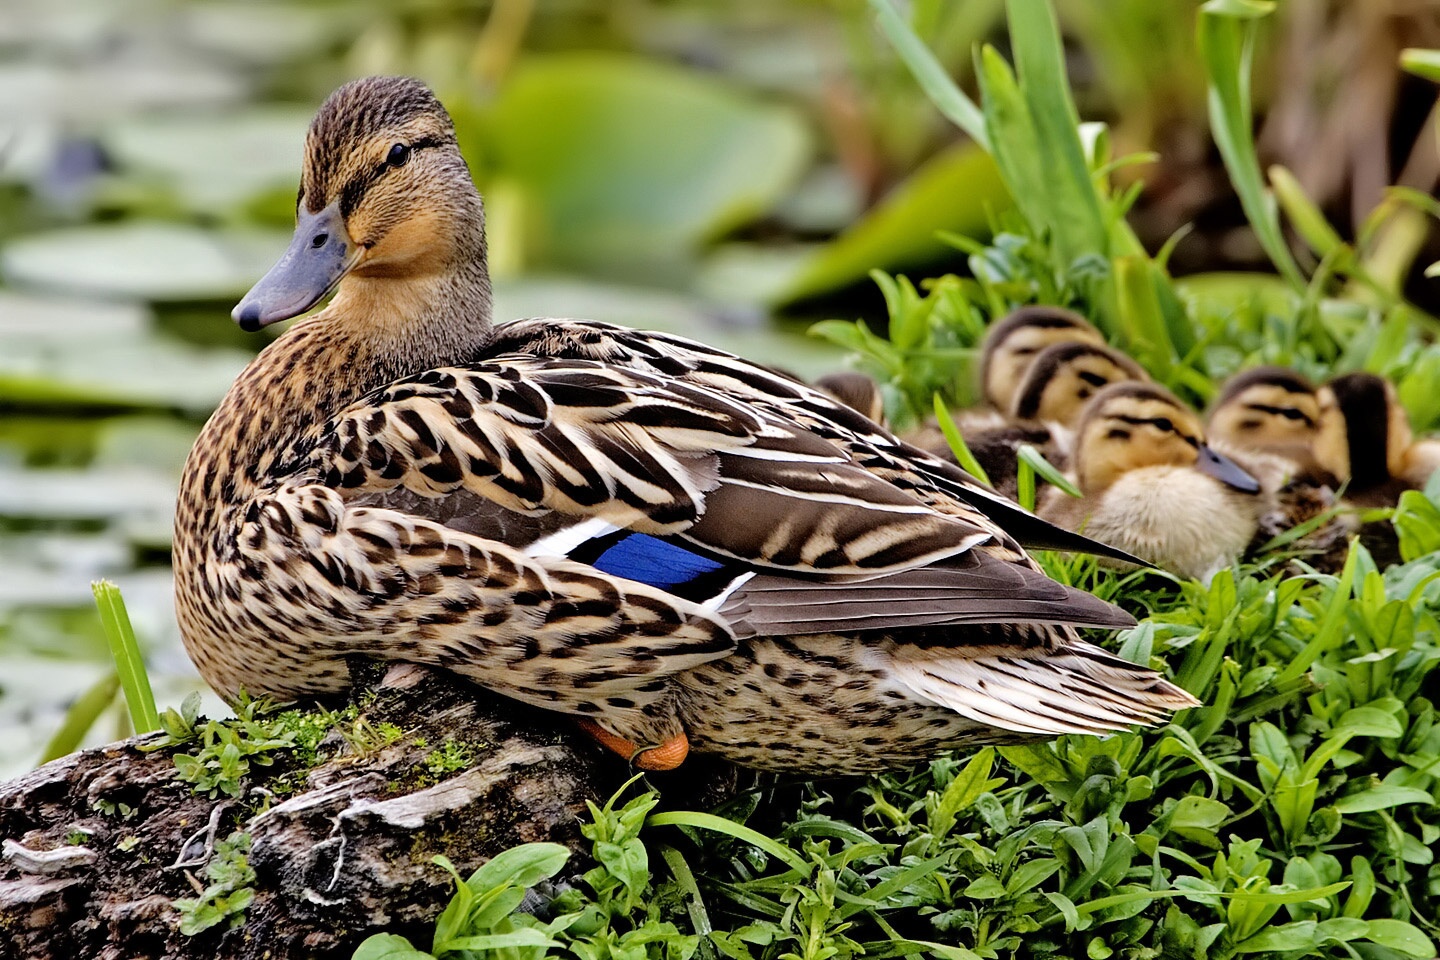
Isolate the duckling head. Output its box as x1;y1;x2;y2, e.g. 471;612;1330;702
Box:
978;306;1103;413
1207;367;1319;455
1314;372;1413;489
1073;382;1259;495
1009;341;1148;427
233;76;490;336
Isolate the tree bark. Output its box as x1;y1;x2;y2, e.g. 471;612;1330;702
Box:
0;665;625;960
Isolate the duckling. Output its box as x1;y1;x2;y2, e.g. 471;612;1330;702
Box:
1040;382;1262;582
1314;372;1440;508
812;371;887;425
1203;367;1357;567
1206;366;1324;478
979;305;1105;414
174;77;1195;777
911;340;1147;500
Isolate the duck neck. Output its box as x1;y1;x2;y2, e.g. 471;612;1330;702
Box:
194;232;493;502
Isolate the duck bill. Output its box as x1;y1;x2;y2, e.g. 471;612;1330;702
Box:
1196;444;1260;493
232;203;358;331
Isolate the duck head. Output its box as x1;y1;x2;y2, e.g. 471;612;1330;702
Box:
1314;372;1413;490
1206;367;1319;456
1073;382;1259;495
233;76;491;338
1009;341;1148;427
978;306;1103;413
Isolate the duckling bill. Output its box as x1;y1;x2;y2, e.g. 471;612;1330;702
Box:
174;77;1196;776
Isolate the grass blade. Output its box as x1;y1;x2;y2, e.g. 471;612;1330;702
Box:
869;0;989;149
932;393;992;485
92;580;160;734
39;672;120;764
1197;2;1306;290
647;811;810;873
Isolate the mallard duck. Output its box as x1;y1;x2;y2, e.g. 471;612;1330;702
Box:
913;340;1146;500
173;77;1196;776
1314;372;1440;508
1040;382;1262;582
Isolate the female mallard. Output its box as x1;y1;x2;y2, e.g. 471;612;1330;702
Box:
174;77;1195;775
1039;382;1262;583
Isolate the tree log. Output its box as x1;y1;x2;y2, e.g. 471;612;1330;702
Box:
0;665;628;960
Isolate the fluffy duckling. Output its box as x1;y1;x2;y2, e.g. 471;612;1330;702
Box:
813;371;887;425
978;305;1105;415
1040;383;1262;581
1207;367;1323;478
912;340;1147;499
1314;372;1440;507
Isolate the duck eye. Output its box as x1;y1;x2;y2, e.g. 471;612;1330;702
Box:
1152;417;1174;433
386;142;412;167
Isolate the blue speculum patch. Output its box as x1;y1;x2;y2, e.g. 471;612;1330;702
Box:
588;533;727;590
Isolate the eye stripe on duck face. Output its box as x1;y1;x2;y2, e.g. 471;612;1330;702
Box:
1244;402;1315;425
1110;413;1201;447
337;135;445;219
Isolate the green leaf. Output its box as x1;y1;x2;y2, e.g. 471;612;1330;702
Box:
1269;166;1346;260
646;812;809;873
1401;48;1440;82
869;0;988;148
441;930;565;952
932;395;992;485
1233;920;1318;953
781;146;1004;304
39;672;120;763
465;842;571;894
92;581;159;734
1364;919;1436;956
1333;705;1404;739
351;934;436;960
476;54;811;271
1332;784;1435;814
1197;5;1305;290
1017;444;1082;497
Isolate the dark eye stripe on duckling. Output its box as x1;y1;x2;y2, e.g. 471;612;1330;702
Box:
336;136;443;218
1244;403;1314;425
1011;342;1144;420
1111;414;1200;447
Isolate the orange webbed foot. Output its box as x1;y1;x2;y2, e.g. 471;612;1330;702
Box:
576;719;689;770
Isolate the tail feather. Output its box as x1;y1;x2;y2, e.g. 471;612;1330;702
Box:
887;639;1198;738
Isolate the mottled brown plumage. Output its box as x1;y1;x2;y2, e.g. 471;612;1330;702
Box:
174;76;1197;775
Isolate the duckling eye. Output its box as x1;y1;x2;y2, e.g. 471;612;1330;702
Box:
1107;428;1131;440
1152;417;1175;433
386;142;412;167
1279;407;1308;421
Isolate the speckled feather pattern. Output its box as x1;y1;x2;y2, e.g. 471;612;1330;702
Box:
175;313;1196;772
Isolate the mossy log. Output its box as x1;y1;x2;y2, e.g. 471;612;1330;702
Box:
0;665;628;960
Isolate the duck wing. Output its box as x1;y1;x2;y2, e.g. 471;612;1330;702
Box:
299;357;994;578
287;352;1134;644
489;319;1145;564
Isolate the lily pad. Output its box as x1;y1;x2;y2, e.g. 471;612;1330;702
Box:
1;222;289;301
777;143;1006;304
102;108;311;212
472;54;813;271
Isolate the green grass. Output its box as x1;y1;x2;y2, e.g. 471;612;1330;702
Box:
91;579;159;735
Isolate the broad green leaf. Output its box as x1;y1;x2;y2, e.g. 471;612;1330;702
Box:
1233;920;1318;953
465;842;571;893
475;54;811;271
351;934;435;960
1364;919;1435;956
1332;784;1435;814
